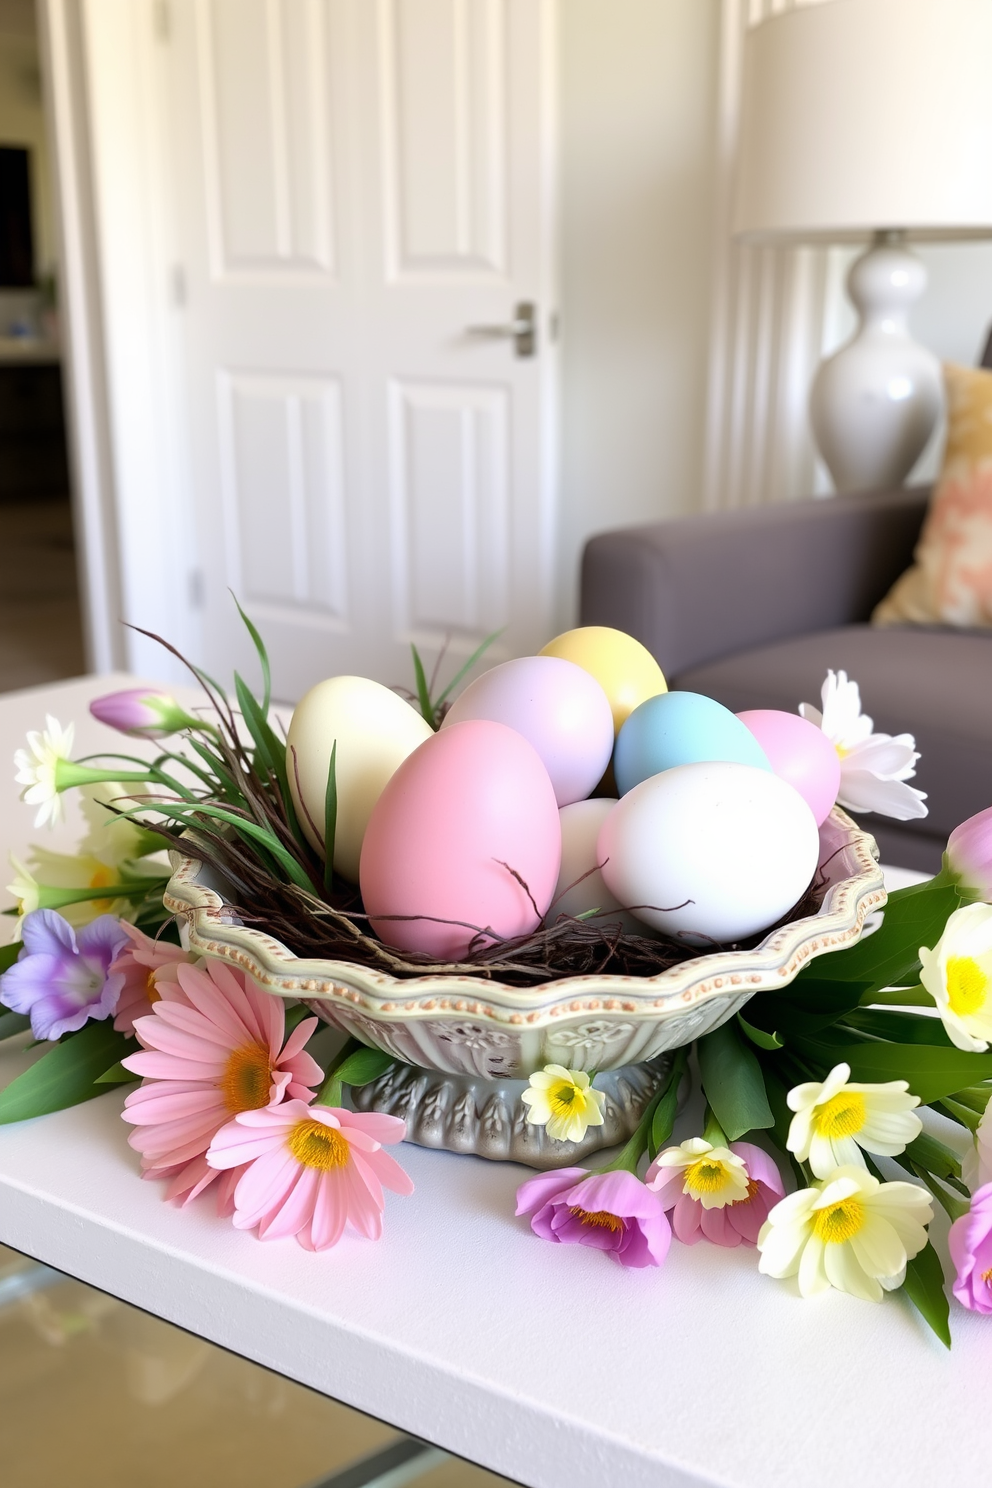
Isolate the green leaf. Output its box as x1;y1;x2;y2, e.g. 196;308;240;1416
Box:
323;741;337;893
649;1063;683;1159
0;1009;30;1041
332;1046;395;1088
0;1022;136;1124
902;1131;962;1181
232;593;272;716
115;800;314;891
0;942;20;975
761;1065;804;1182
94;1060;138;1085
793;878;961;997
901;1241;951;1349
737;1013;783;1050
841;1007;954;1047
746;977;871;1036
697;1021;774;1141
789;1030;992;1105
431;628;504;712
410;644;434;727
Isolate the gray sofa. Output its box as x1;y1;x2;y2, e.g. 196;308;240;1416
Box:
580;484;992;872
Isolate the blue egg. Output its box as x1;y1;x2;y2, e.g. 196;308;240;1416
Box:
613;690;772;794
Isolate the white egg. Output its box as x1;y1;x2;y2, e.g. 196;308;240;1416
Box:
287;676;433;881
598;761;820;944
548;799;655;937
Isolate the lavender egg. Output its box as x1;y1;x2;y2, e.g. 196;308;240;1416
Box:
441;655;614;807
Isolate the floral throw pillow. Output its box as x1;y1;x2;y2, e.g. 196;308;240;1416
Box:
873;361;992;628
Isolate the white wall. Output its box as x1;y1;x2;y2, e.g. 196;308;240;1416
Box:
557;0;721;619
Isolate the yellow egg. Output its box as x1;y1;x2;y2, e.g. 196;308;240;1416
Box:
538;626;667;734
286;677;433;881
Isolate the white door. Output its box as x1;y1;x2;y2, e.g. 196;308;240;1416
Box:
164;0;558;701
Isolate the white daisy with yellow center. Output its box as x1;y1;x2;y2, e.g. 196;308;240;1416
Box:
757;1165;933;1302
651;1137;750;1209
521;1065;606;1143
919;901;992;1053
786;1062;922;1179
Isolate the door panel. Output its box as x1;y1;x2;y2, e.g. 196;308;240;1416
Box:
169;0;556;700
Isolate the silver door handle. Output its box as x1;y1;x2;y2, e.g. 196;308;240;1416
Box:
466;301;536;358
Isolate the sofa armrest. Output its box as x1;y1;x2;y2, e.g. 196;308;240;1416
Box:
580;484;931;680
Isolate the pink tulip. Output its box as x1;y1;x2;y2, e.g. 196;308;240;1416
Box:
646;1140;784;1247
515;1166;671;1268
949;1182;992;1314
947;806;992;904
90;689;200;740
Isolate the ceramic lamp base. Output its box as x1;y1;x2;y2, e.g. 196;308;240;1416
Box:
350;1053;677;1169
810;231;942;493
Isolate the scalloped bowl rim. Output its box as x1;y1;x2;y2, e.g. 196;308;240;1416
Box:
162;806;886;1031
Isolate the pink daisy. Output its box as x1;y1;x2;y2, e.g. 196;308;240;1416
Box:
121;959;322;1209
206;1100;414;1250
111;922;192;1035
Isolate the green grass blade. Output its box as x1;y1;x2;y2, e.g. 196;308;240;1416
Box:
323;741;337;892
410;644;434;726
431;628;503;711
232;592;272;715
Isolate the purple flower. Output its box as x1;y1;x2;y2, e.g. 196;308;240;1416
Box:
515;1166;671;1268
949;1182;992;1314
90;689;198;740
0;909;129;1041
947;807;992;904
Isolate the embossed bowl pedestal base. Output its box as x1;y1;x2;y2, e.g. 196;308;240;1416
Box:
350;1055;678;1168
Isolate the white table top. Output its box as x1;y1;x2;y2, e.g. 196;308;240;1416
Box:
0;675;988;1488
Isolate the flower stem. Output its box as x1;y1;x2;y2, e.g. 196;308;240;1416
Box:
937;1096;982;1133
702;1105;729;1149
602;1048;687;1176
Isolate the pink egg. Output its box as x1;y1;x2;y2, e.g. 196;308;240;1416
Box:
359;720;562;960
441;656;613;807
736;709;840;827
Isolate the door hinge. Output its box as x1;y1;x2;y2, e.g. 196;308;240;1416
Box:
188;568;204;610
170;264;187;307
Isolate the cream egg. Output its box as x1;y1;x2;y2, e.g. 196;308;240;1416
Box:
549;799;655;937
286;676;433;881
598;761;820;944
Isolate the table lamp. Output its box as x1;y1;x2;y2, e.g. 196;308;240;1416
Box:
733;0;992;494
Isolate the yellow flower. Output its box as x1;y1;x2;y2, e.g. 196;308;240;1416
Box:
919;901;992;1052
648;1137;750;1209
786;1062;921;1179
521;1065;606;1143
757;1165;932;1302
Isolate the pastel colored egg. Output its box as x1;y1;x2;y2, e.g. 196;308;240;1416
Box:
737;709;841;827
360;720;561;961
441;655;614;807
599;761;820;944
287;675;433;882
549;799;655;937
539;625;667;733
613;690;771;796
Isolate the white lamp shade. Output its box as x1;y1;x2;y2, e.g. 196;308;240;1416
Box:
734;0;992;242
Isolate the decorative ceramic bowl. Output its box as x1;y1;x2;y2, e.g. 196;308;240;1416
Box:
163;806;885;1079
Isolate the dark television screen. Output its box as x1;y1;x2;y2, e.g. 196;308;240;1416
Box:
0;147;34;287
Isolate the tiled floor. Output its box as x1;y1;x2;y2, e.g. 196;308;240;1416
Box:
0;1246;514;1488
0;497;85;692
